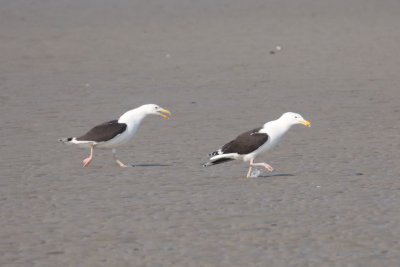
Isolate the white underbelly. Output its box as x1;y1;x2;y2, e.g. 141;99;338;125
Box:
96;127;137;148
242;138;279;162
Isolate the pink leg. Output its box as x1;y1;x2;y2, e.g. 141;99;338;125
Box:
246;166;253;178
83;146;94;167
249;158;274;172
112;149;128;167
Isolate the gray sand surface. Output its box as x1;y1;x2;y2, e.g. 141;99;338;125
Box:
1;0;400;266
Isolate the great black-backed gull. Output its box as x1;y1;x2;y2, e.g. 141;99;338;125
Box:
203;112;311;178
59;104;171;167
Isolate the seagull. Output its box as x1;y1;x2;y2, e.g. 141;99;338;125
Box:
59;104;171;167
203;112;311;178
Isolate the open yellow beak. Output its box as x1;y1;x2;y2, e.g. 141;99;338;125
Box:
301;119;311;127
158;108;171;120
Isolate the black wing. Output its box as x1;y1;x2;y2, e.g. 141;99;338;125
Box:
220;127;269;155
76;120;127;142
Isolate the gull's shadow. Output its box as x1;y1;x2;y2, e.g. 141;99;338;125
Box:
129;163;172;167
257;173;296;178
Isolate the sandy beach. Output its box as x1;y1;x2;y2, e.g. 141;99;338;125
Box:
1;0;400;266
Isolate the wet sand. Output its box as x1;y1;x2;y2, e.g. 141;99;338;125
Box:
1;0;400;266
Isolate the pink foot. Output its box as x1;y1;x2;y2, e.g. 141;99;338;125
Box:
263;164;274;172
83;157;92;167
115;159;128;167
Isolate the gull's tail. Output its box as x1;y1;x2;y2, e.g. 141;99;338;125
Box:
203;157;234;167
58;137;74;144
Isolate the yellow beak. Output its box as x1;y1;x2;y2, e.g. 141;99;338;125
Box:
158;108;171;120
301;119;311;127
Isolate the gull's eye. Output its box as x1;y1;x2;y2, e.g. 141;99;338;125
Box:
294;116;298;119
155;106;159;110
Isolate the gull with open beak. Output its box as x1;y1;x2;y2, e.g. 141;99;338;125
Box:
59;104;171;167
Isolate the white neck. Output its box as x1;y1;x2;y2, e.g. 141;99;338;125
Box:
262;118;292;138
118;106;149;125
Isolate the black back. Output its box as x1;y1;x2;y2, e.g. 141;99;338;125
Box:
76;120;127;142
220;127;269;155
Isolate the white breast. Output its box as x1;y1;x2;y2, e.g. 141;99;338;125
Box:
242;122;289;162
96;123;138;148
